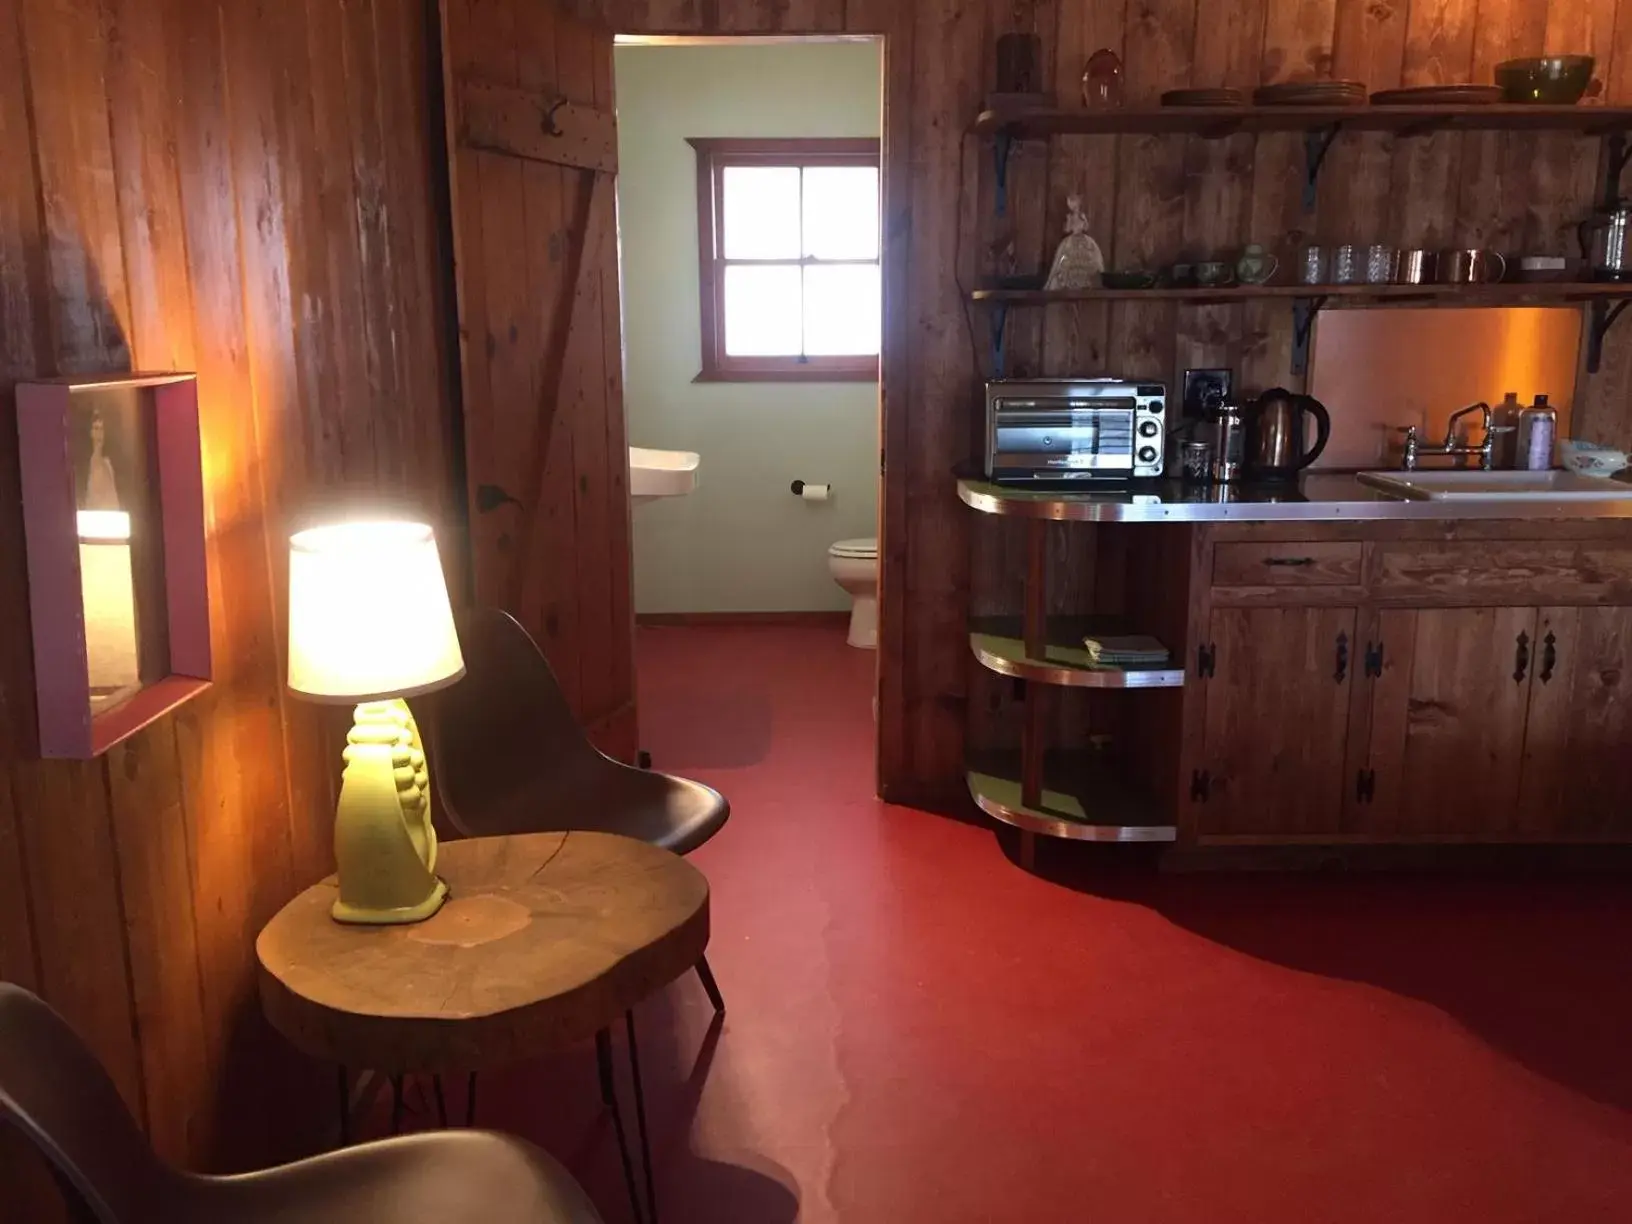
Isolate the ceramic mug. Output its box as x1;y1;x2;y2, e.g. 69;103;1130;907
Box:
1436;249;1507;284
1397;249;1435;284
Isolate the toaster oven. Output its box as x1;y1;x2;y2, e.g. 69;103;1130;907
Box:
984;379;1166;483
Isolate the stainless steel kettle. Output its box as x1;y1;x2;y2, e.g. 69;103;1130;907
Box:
1579;200;1632;280
1246;388;1331;481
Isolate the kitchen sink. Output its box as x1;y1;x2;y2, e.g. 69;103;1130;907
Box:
1358;469;1632;502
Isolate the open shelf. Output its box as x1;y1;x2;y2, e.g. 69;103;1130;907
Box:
967;751;1176;843
975;103;1632;140
970;282;1632;306
970;616;1184;688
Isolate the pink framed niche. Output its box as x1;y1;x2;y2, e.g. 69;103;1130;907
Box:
15;373;211;758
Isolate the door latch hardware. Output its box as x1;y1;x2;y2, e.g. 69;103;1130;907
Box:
1364;640;1384;678
1540;631;1557;684
1335;631;1350;683
1191;770;1211;802
1197;643;1216;679
1514;630;1532;683
1355;769;1376;804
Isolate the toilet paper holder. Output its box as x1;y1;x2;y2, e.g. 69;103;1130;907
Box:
791;480;832;499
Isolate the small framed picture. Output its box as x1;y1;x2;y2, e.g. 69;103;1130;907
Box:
15;373;210;758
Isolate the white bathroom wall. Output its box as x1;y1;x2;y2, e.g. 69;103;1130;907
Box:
614;40;882;614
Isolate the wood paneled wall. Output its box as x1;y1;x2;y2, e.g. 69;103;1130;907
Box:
0;0;458;1210
589;0;1632;802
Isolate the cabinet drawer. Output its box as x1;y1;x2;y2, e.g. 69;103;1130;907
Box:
1213;541;1364;587
1375;543;1632;603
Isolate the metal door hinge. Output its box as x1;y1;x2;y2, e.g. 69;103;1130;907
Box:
1355;768;1376;804
1191;769;1211;802
1197;643;1216;678
1364;641;1384;678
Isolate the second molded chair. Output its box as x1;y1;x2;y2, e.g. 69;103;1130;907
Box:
0;983;603;1224
420;606;730;1013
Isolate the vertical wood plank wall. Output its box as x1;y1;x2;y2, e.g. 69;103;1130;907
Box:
6;0;1632;1205
598;0;1632;802
0;0;458;1211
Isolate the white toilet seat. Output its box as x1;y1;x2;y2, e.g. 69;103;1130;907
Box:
829;537;878;560
827;537;879;649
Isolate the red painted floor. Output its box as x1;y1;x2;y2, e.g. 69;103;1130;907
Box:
468;623;1632;1223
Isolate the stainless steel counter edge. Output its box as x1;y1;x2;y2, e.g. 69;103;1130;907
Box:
957;476;1632;523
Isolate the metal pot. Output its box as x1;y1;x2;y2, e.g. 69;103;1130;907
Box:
1579;201;1632;281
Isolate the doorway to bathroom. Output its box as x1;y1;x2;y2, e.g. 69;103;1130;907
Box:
612;35;886;776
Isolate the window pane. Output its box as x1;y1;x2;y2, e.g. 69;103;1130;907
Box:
802;166;879;260
803;264;880;356
722;167;801;260
724;265;803;355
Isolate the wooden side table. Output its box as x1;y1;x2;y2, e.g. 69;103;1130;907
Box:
257;831;709;1224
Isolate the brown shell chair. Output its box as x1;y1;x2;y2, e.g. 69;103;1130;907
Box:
418;607;729;1014
0;983;603;1224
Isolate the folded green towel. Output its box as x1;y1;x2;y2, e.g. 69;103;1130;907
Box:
1083;634;1171;666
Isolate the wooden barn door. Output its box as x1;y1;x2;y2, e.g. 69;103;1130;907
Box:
439;0;637;759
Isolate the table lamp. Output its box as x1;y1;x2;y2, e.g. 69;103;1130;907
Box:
287;521;465;925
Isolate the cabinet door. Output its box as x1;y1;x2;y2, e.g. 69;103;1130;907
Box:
1517;607;1632;837
1361;608;1535;836
1201;607;1357;836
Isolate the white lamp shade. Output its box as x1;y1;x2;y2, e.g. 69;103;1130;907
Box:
287;521;465;703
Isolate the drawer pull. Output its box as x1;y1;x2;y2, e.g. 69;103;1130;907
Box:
1540;632;1557;684
1514;631;1531;684
1263;556;1316;567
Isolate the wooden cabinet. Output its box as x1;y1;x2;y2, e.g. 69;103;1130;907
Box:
1198;606;1356;837
1517;606;1632;836
1355;608;1535;837
1185;522;1632;846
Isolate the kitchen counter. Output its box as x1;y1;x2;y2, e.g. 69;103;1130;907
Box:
958;473;1632;523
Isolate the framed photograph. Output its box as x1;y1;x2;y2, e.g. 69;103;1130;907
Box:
16;373;210;758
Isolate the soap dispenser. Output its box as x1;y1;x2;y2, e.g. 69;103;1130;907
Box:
1491;391;1523;469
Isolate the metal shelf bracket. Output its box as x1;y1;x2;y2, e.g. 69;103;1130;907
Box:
989;301;1011;378
1303;125;1341;211
1603;132;1632;210
993;129;1014;216
1291;295;1327;377
1588;297;1632;374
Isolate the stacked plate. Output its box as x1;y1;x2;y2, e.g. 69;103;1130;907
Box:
1161;87;1246;107
1370;84;1503;105
1253;79;1367;106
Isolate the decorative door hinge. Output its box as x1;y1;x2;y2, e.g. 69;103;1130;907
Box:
1355;769;1376;804
1197;643;1216;679
1191;769;1211;802
1364;640;1384;678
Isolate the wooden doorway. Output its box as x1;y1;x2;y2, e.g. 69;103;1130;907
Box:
438;0;636;758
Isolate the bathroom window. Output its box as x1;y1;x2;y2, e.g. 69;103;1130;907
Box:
689;137;881;381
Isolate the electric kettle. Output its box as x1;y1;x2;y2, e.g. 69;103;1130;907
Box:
1246;388;1331;481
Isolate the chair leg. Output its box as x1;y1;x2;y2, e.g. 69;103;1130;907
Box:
626;1009;659;1224
695;955;726;1015
597;1028;646;1224
336;1065;351;1147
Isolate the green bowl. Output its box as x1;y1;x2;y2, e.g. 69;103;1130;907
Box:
1495;56;1595;104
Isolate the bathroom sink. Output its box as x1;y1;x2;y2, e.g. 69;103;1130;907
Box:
1358;469;1632;502
630;447;700;503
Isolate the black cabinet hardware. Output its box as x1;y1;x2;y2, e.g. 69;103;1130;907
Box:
1540;632;1557;684
1197;643;1216;678
1355;769;1376;804
1335;631;1349;683
1514;630;1531;684
1191;770;1211;802
1263;556;1316;567
1364;640;1384;678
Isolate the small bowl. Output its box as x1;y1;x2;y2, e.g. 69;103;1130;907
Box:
1495;56;1596;104
1101;270;1158;290
1560;437;1630;477
993;273;1047;291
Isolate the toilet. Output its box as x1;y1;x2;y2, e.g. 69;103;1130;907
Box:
827;537;878;649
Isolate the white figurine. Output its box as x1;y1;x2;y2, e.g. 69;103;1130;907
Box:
1044;195;1105;291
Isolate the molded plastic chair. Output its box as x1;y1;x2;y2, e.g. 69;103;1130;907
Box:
420;607;729;1013
0;983;603;1224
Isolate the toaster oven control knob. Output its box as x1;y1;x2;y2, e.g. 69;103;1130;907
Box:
1137;419;1161;438
1137;445;1159;465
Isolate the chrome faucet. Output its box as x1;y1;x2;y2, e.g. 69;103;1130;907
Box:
1401;402;1496;471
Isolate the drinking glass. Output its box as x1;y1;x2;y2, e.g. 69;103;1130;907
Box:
1299;246;1329;285
1365;244;1397;284
1331;244;1363;285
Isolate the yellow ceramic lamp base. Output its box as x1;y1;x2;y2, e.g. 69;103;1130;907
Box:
332;699;447;925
